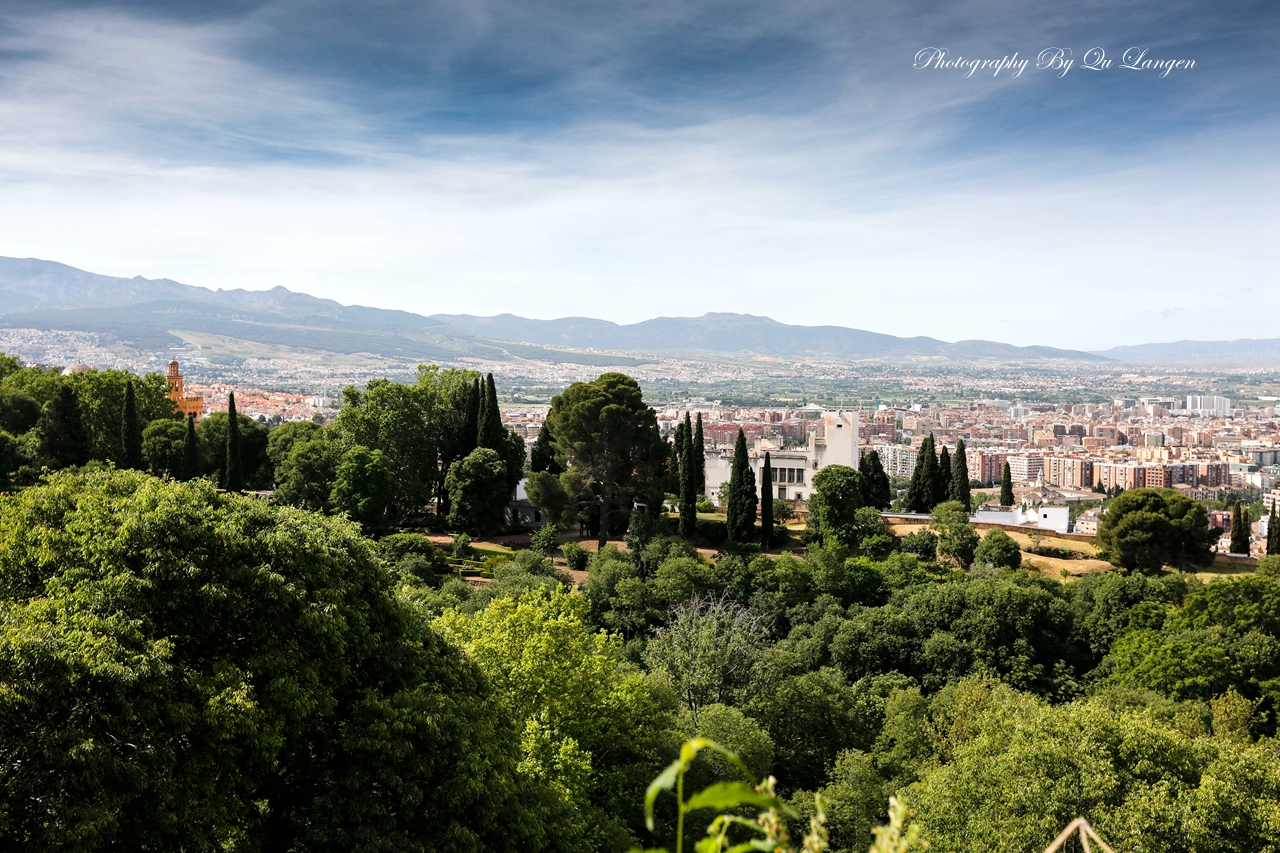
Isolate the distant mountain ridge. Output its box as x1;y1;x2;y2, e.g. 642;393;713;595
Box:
2;256;1274;365
430;312;1108;361
1093;339;1280;365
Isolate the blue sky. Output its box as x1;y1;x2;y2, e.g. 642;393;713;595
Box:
0;0;1275;350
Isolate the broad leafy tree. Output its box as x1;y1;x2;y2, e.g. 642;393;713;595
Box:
445;447;511;534
0;469;547;852
140;418;186;476
330;445;395;530
973;528;1022;569
806;464;866;548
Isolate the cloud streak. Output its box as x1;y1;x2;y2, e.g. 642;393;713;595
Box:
0;1;1275;350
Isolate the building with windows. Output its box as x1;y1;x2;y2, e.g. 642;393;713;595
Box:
705;410;858;503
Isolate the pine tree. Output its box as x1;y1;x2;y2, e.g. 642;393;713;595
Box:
121;380;143;470
999;461;1014;506
760;451;773;549
477;373;505;450
949;438;972;510
1230;503;1250;554
225;392;244;492
936;444;952;507
181;414;200;481
679;413;696;538
1268;506;1279;556
726;429;756;542
903;436;936;513
693;413;706;497
39;384;91;469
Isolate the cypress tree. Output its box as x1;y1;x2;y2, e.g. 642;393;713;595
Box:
999;461;1014;506
121;380;143;470
478;373;505;450
530;421;562;474
936;444;952;507
679;414;696;538
903;436;935;513
726;429;756;542
1268;506;1279;556
1230;503;1250;555
181;414;200;481
760;451;773;549
39;384;91;469
225;392;244;491
462;377;481;458
861;449;891;509
693;413;706;496
949;438;972;510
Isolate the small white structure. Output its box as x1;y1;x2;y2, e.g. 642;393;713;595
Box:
704;410;859;504
972;503;1070;534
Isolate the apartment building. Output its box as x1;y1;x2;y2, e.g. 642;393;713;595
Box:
1042;456;1094;490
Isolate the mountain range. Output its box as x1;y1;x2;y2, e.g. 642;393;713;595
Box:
0;256;1275;366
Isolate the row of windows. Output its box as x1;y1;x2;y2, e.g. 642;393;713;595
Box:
770;467;805;484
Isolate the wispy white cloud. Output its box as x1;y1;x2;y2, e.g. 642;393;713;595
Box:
0;1;1275;351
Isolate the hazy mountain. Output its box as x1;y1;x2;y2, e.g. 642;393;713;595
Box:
432;312;1109;361
1095;339;1280;365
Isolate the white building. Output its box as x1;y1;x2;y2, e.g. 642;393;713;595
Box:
705;410;859;504
1187;395;1232;417
874;443;918;479
1007;453;1044;482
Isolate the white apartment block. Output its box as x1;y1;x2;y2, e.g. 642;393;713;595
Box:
873;443;918;479
1187;395;1232;417
1007;453;1044;482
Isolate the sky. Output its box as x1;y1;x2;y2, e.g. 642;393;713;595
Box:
0;0;1275;351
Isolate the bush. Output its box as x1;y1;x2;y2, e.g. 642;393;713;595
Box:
696;518;729;547
973;529;1022;569
529;522;560;555
562;541;591;573
901;529;937;560
1256;555;1280;577
451;531;471;558
696;500;715;513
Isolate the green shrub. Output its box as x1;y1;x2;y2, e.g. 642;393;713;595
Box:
562;541;591;573
695;518;729;547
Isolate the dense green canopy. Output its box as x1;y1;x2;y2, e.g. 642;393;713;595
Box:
0;470;546;852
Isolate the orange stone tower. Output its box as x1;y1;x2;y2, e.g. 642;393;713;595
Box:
166;360;205;421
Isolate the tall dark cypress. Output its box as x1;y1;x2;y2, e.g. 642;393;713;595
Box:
693;413;706;497
1268;506;1279;556
679;414;696;538
936;444;952;507
861;449;891;509
478;373;505;451
949;438;972;510
999;461;1014;506
1230;503;1250;555
462;377;481;458
530;421;562;474
903;436;935;513
726;429;756;542
760;451;773;549
181;414;200;481
39;384;90;469
225;392;244;491
121;380;143;470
